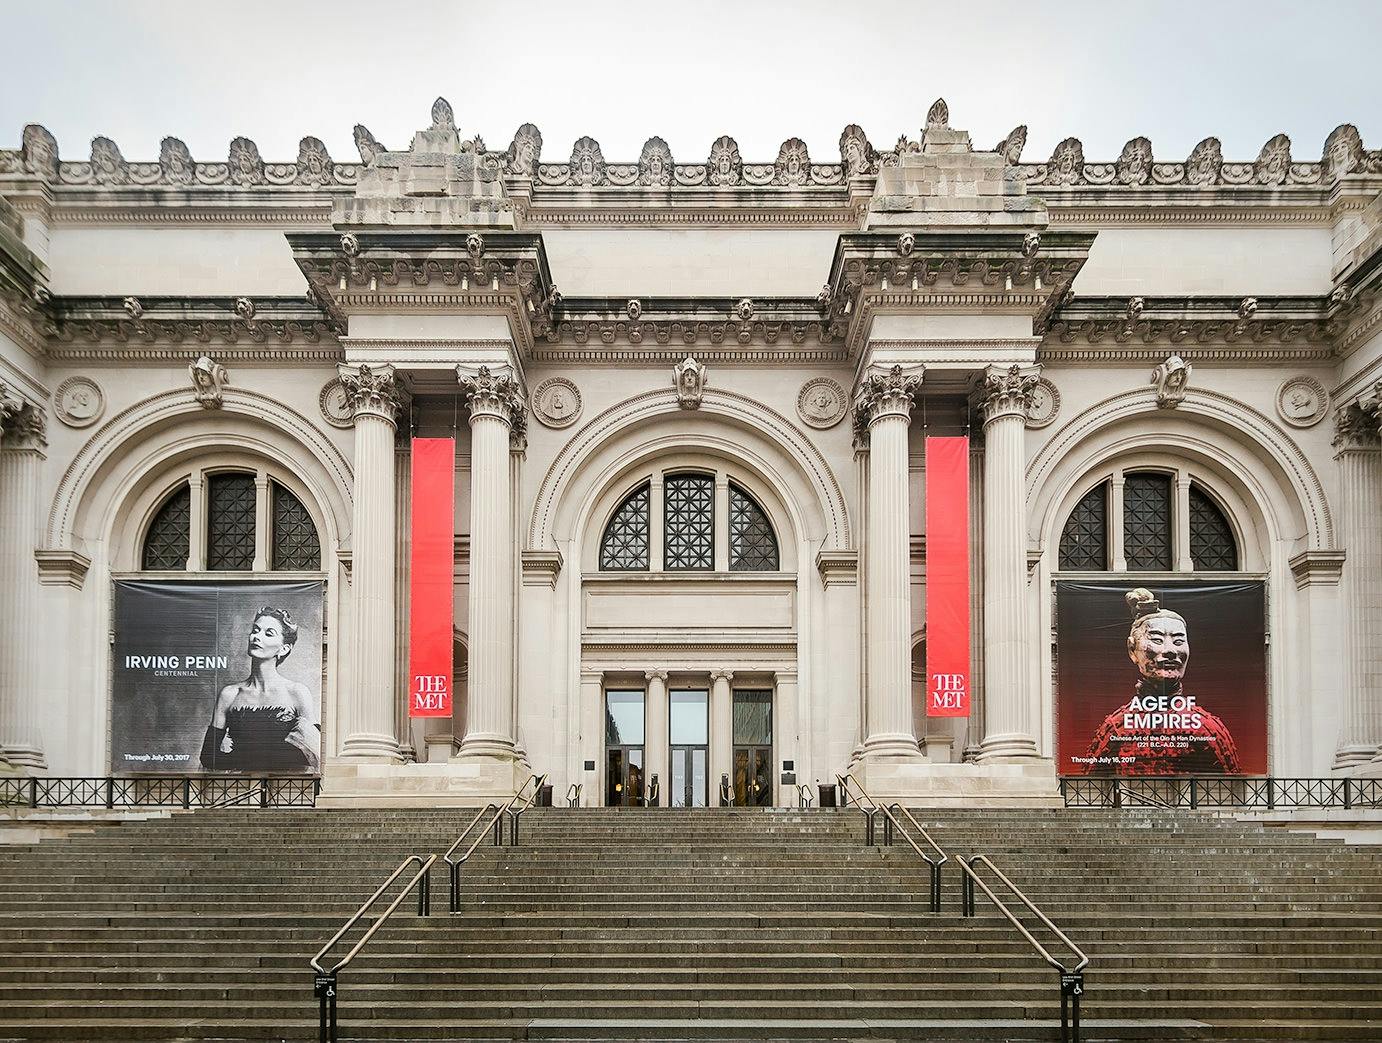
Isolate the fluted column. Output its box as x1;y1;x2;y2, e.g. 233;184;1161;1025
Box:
1334;393;1382;768
0;392;47;771
338;364;403;760
644;670;668;805
857;365;923;759
457;366;524;760
711;669;734;802
978;365;1041;760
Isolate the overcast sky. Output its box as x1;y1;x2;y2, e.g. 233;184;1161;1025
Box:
5;0;1379;166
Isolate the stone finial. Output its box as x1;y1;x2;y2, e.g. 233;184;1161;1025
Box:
926;98;949;129
707;136;742;187
774;138;810;186
1116;137;1153;185
159;136;195;185
227;137;264;186
506;123;542;177
354;124;385;166
295;136;333;185
1185;137;1222;185
431;97;455;131
189;355;230;409
838;124;875;177
21;124;58;179
995;125;1027;164
568;136;606;186
1254;133;1291;186
673;355;708;409
1151;354;1191;409
90;136;128;185
1048;138;1085;185
637;136;673;187
1323;124;1363;181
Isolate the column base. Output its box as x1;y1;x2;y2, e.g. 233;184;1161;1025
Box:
976;732;1042;762
338;732;402;760
1334;744;1381;771
456;732;519;760
856;732;924;760
1;745;46;772
847;758;1062;807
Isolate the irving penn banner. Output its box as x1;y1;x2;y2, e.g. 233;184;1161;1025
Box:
925;436;971;717
408;437;455;718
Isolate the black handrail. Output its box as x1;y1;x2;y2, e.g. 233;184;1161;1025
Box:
310;853;435;1043
958;854;1090;1043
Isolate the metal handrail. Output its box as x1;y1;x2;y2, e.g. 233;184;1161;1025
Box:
566;782;582;807
719;773;734;806
647;773;659;807
834;773;947;912
796;782;814;809
310;853;435;1043
443;774;545;913
1120;785;1173;809
958;854;1089;1042
506;772;549;845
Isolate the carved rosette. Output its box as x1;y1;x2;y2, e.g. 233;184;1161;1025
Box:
337;363;402;425
457;366;524;428
853;364;922;432
979;364;1040;425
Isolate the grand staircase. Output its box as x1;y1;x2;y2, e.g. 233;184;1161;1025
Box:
0;805;1379;1041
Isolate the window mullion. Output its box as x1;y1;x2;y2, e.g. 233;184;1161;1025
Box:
187;473;206;571
253;473;271;572
650;477;664;572
1174;473;1194;571
1109;475;1127;572
714;474;729;572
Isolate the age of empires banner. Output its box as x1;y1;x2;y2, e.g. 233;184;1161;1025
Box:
1056;580;1267;776
111;580;324;775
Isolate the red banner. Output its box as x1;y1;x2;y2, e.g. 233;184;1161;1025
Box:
925;436;970;717
408;438;454;718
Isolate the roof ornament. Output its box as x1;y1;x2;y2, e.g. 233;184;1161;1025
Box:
707;136;742;187
637;136;673;187
227;136;264;186
838;124;876;177
430;97;455;131
1116;137;1153;185
1322;124;1363;181
90;136;128;185
995;125;1027;164
568;136;606;186
159;136;195;185
295;136;333;185
353;124;385;165
1185;137;1222;185
774;138;810;186
925;98;949;129
506;123;542;177
1048;137;1085;185
1254;133;1291;186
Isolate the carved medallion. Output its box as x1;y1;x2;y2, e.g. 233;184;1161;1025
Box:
54;376;105;428
1024;377;1061;429
532;377;582;429
1276;376;1329;429
319;377;354;429
797;378;848;429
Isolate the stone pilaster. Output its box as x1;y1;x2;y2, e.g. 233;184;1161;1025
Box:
456;366;524;761
855;365;924;760
0;392;48;771
1334;392;1382;769
978;365;1041;761
711;669;734;803
337;364;403;760
644;670;668;805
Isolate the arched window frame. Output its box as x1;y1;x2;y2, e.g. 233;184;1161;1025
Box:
136;462;326;574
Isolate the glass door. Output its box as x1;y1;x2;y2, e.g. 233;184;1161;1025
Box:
732;690;773;807
669;689;709;807
605;689;645;807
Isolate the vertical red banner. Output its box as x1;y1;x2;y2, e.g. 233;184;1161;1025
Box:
408;438;454;718
925;436;971;717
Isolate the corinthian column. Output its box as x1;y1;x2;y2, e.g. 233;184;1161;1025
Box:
338;364;403;759
978;365;1041;761
1334;393;1382;769
0;391;48;771
856;365;923;760
457;366;524;760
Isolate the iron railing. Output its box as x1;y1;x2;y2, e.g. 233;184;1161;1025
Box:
1061;775;1382;810
310;853;434;1043
566;782;583;807
796;782;814;809
835;773;946;912
647;773;659;808
0;775;319;809
719;773;734;807
442;774;545;913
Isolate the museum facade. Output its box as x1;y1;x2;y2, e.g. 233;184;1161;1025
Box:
1;98;1380;806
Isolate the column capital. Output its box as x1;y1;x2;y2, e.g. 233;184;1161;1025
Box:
337;363;402;425
0;392;47;451
711;669;734;684
457;365;525;429
979;363;1041;425
644;669;669;682
1333;385;1382;453
852;364;923;435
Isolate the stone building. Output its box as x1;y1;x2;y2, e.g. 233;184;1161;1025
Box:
1;97;1379;806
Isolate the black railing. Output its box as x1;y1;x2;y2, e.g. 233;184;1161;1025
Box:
0;775;319;809
1061;775;1382;810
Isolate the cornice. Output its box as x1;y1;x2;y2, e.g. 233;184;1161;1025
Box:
1046;205;1331;227
1041;295;1334;349
41;295;342;353
529;344;846;364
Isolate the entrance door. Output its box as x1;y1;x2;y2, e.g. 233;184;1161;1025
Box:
669;689;709;807
732;690;773;807
606;689;645;807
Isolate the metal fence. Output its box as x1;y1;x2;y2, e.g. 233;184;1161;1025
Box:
0;775;319;809
1061;776;1382;810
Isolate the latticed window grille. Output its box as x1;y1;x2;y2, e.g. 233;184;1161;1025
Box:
1189;484;1238;571
206;473;257;571
1123;472;1172;571
600;482;650;571
271;482;321;571
141;484;191;570
664;473;714;570
1058;483;1109;571
729;484;778;571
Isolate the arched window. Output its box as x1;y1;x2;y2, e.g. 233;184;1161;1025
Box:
729;483;778;571
139;466;323;573
600;482;651;571
664;473;714;571
1056;465;1240;574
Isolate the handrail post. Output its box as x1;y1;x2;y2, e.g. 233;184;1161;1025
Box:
1189;777;1198;810
509;808;519;846
961;867;974;917
492;812;504;846
418;863;430;917
1344;777;1353;810
106;777;115;810
181;777;190;809
882;813;893;847
314;970;338;1043
28;777;37;809
931;864;941;914
1266;777;1276;810
1060;970;1084;1043
450;861;460;914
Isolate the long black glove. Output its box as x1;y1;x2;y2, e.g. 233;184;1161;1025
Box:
200;726;227;770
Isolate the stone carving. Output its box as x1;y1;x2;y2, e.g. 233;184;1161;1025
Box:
1254;134;1291;186
815;284;833;315
735;298;755;321
0;382;27;437
159;136;195;185
1022;231;1041;258
506;123;542;177
1127;296;1145;320
21;124;58;179
897;232;915;257
1276;376;1329;428
838;125;875;177
189;355;230;409
1323;124;1363;181
1238;297;1258;320
1185;137;1222;185
568;136;606;186
1116;137;1153;185
1025;377;1061;429
797;377;848;429
626;299;642;321
431;97;455;130
122;296;143;320
318;377;354;429
339;362;402;421
707;136;742;187
1048;138;1085;185
926;98;949;128
1334;387;1382;448
637;136;673;187
673;355;708;409
854;364;922;429
227;137;264;186
465;233;484;258
339;232;361;257
90;136;128;185
457;365;524;426
353;124;384;166
1151;354;1192;409
979;364;1039;422
774;138;810;186
532;377;582;429
295;136;333;185
233;297;255;321
996;125;1027;164
54;376;105;428
0;398;46;448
